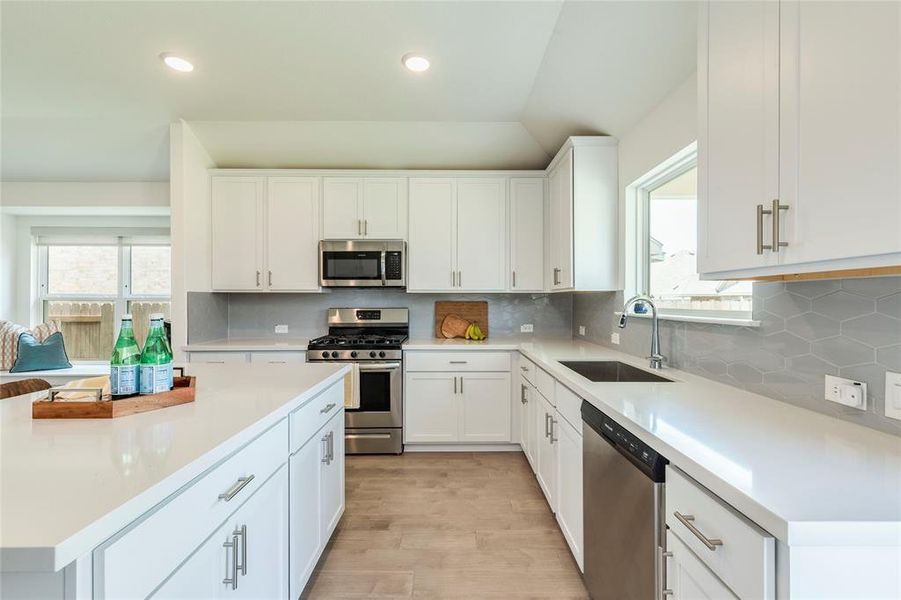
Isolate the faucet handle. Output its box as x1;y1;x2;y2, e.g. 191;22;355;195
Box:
648;354;666;370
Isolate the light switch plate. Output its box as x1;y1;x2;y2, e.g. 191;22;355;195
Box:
578;325;586;336
520;323;534;333
610;332;620;345
274;324;289;334
885;371;901;421
824;374;867;410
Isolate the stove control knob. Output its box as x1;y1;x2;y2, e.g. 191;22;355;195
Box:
379;351;386;358
321;351;329;359
369;351;377;358
350;351;358;358
331;351;339;358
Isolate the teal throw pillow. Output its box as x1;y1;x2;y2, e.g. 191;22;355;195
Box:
9;332;72;373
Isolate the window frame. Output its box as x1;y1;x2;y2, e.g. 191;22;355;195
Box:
624;142;758;326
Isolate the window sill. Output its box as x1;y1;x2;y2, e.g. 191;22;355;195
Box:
617;311;760;328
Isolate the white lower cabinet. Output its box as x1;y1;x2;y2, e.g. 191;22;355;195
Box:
665;530;737;600
554;415;583;572
535;392;557;510
519;377;536;468
319;411;345;542
151;519;229;599
404;353;512;445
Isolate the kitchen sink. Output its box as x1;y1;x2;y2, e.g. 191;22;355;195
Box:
559;360;673;383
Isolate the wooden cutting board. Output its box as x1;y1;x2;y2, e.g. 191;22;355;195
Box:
434;301;489;338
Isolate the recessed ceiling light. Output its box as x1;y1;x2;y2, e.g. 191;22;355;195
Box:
402;53;430;73
160;53;194;73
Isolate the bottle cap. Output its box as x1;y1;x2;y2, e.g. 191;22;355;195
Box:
150;313;164;320
122;313;133;320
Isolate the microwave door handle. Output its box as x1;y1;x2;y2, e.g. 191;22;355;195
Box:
381;251;387;287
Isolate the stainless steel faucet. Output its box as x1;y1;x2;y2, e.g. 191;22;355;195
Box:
619;295;666;370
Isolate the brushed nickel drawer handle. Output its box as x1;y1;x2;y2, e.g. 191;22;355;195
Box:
235;524;247;576
520;365;528;372
320;402;337;414
223;533;239;589
218;474;255;502
521;384;528;403
674;511;723;550
449;360;468;364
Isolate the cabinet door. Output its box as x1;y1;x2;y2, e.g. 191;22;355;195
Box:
459;372;511;443
519;378;535;468
698;1;780;275
779;1;901;266
362;178;407;239
319;411;345;542
455;178;506;291
322;177;362;239
150;520;229;600
408;178;456;291
266;177;320;291
289;435;322;600
548;151;573;290
404;372;458;442
211;177;263;290
232;465;289;600
510;178;544;292
555;416;583;571
666;530;738;600
535;394;557;510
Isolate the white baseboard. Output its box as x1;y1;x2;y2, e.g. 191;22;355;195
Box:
403;443;524;453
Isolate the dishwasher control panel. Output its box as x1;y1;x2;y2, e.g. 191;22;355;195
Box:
582;400;667;481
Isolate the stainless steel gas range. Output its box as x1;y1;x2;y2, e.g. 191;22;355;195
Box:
306;308;408;455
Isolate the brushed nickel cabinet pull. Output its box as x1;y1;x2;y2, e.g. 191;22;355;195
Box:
553;267;560;286
550;417;557;443
218;475;255;502
364;219;368;236
544;413;551;437
521;384;528;403
320;402;337;414
454;376;457;394
321;434;330;463
756;204;772;254
268;270;272;286
771;198;789;253
256;270;261;287
673;511;723;550
460;376;463;394
235;525;247;576
512;270;516;288
223;533;239;589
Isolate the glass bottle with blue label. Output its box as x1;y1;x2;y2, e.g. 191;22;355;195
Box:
110;314;141;397
139;313;173;395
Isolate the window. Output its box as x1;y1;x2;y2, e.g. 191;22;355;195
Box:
626;143;753;322
38;239;171;360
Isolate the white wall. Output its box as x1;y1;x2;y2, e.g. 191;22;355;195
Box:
170;121;216;361
616;72;697;287
1;213;18;321
1;181;169;212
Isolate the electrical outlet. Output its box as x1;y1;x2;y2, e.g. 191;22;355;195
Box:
610;332;620;345
824;374;867;410
274;324;289;334
886;371;901;421
520;323;534;333
578;325;586;336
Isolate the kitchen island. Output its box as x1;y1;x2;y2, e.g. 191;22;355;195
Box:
1;362;350;599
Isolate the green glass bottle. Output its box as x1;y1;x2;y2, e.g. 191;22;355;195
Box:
139;314;172;394
110;314;141;397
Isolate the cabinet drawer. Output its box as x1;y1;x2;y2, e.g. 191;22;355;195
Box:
665;466;775;600
534;367;555;406
250;351;307;364
290;380;344;454
189;351;248;363
518;355;537;383
405;351;511;372
94;419;288;600
554;381;582;433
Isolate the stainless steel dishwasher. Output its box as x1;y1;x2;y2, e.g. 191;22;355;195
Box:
582;401;667;600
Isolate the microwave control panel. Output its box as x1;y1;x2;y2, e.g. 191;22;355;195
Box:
385;251;403;280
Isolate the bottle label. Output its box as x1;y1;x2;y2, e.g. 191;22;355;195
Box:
139;363;172;394
110;364;139;396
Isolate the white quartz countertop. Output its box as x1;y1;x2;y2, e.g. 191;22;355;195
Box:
408;337;901;546
0;362;350;572
183;338;309;352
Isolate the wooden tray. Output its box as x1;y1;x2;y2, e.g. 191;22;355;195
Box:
32;375;196;419
434;301;489;338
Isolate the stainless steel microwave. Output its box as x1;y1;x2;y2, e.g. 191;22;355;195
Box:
319;240;406;287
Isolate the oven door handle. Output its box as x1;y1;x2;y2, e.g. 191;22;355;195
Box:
357;362;402;371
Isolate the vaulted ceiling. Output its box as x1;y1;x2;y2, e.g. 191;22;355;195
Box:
1;1;696;181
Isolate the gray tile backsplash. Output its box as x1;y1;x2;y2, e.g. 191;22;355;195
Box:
573;277;901;437
186;291;228;343
188;289;573;342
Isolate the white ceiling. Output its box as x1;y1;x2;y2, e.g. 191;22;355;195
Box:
0;1;696;181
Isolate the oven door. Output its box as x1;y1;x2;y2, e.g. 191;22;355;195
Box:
320;249;384;287
345;361;402;428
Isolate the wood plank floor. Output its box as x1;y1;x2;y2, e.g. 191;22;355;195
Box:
302;452;589;599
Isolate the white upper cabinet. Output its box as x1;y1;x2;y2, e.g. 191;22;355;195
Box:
212;175;319;292
699;0;901;278
408;177;506;292
322;177;407;239
456;178;507;291
211;177;264;291
546;137;618;292
266;177;320;291
510;178;545;292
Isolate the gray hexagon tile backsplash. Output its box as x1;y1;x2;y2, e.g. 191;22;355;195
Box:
573;277;901;437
